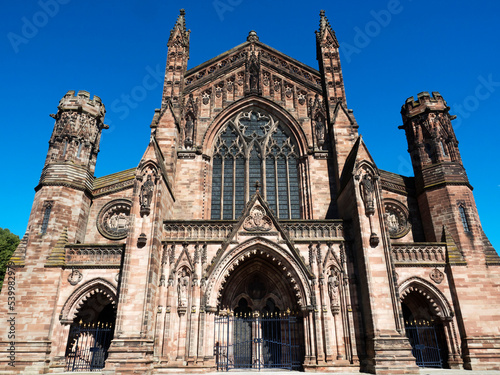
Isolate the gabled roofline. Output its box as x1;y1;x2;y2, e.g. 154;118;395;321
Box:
185;40;320;79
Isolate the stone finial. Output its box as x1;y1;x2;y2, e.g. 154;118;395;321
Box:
247;30;259;43
176;8;186;29
319;10;328;32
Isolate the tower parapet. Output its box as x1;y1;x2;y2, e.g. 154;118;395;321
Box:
401;91;449;120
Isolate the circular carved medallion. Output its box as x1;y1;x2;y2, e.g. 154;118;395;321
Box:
430;268;444;284
68;269;83;286
97;199;132;240
384;200;410;239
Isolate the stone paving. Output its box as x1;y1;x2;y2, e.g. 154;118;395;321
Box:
167;370;500;375
145;370;500;375
19;370;500;375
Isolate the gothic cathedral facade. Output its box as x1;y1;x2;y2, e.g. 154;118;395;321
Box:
2;10;500;375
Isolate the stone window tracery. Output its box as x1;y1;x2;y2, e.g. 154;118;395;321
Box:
211;109;301;220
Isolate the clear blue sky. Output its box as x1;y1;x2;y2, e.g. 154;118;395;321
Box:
1;1;499;252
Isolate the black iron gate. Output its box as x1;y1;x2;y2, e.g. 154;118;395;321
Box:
215;311;301;371
65;322;113;372
405;320;442;368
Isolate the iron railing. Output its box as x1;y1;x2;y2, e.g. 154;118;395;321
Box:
215;310;302;371
405;319;442;368
65;321;113;372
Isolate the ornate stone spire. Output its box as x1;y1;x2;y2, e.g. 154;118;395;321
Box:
162;9;190;108
168;9;190;47
316;9;339;47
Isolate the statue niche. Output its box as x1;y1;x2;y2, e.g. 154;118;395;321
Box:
360;173;375;216
315;115;326;149
327;269;340;314
245;52;261;96
358;171;380;247
177;268;190;314
140;174;155;217
183;94;198;149
184;115;194;149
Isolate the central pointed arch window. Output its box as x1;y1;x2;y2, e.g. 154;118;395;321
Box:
211;109;301;220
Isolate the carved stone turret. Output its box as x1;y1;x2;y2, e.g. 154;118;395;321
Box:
38;90;107;193
399;92;478;245
400;91;462;172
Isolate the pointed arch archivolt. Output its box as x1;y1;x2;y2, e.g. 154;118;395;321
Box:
399;276;453;318
201;96;309;157
204;237;312;310
60;278;117;324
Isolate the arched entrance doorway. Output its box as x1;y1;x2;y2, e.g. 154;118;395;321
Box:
214;249;305;370
400;282;450;368
64;284;117;371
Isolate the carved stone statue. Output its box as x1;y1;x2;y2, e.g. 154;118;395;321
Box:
249;68;258;91
360;174;375;215
177;269;189;307
315;118;325;148
184;117;194;149
327;270;339;307
387;212;399;233
140;175;154;209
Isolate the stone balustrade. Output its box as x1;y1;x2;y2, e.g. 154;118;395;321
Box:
282;221;344;241
391;243;446;266
162;220;345;242
163;221;235;241
65;244;124;267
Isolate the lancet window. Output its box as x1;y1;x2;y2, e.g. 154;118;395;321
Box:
211;109;301;220
41;201;53;234
458;205;470;232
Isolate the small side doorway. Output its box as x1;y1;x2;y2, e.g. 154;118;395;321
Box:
65;290;116;371
402;298;447;368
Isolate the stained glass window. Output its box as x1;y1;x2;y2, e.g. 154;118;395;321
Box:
211;109;301;220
